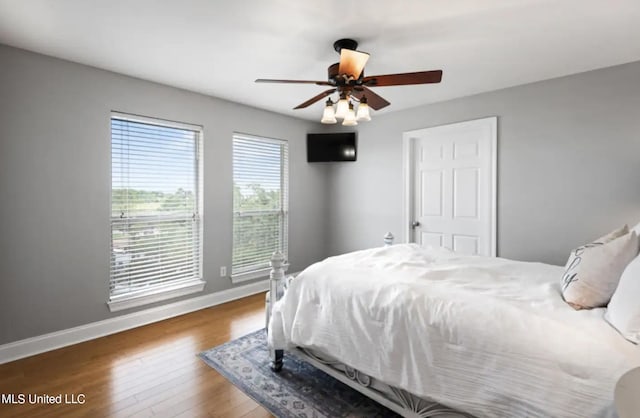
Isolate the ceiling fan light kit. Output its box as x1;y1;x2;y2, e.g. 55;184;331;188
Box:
324;92;370;125
256;38;443;125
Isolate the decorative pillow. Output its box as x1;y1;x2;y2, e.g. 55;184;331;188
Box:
606;254;640;343
563;225;628;278
561;229;638;309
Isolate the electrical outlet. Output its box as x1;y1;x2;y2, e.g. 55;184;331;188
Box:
220;266;227;277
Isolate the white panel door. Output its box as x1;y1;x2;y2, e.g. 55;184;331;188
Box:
407;117;496;256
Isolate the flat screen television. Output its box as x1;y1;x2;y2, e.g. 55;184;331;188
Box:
307;132;357;162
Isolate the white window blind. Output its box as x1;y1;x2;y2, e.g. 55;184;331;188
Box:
110;113;203;308
232;134;288;281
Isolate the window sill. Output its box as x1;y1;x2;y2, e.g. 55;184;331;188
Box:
107;280;206;312
231;264;289;284
231;268;271;284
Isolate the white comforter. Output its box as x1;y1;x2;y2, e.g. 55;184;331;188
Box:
269;244;640;418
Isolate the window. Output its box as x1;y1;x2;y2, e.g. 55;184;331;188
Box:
232;134;288;282
109;112;204;311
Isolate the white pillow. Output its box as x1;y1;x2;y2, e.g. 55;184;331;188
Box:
633;221;640;235
606;254;640;343
561;230;638;309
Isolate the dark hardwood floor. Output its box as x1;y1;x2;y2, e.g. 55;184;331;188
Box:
0;293;272;418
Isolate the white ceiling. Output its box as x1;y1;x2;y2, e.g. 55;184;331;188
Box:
1;0;639;121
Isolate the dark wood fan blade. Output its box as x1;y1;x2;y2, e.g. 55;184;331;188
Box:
293;89;336;109
352;87;390;110
255;78;333;86
362;70;442;87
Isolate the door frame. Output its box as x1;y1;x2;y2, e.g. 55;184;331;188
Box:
401;117;498;256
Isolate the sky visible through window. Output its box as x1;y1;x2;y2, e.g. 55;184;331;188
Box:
111;118;197;196
112;120;282;200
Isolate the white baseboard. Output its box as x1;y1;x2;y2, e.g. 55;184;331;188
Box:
0;280;269;365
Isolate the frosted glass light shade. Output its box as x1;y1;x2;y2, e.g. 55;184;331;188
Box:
321;101;337;124
356;102;371;121
335;96;349;119
342;103;357;126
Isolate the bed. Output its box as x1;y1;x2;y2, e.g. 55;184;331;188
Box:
265;241;640;418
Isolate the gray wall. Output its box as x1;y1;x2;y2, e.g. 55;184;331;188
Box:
0;45;329;345
2;42;639;346
327;61;640;265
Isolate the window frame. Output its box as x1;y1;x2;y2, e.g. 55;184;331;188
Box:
108;111;205;312
231;133;289;283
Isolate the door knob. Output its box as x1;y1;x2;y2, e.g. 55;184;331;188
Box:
411;221;421;229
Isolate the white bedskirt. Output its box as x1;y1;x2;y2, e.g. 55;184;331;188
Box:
269;244;640;418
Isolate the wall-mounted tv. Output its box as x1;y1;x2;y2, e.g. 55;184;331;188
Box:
307;132;357;162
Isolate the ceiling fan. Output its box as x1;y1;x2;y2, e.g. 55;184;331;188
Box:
255;38;443;125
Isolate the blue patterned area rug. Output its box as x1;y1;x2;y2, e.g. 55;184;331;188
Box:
199;329;399;418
